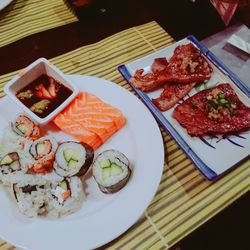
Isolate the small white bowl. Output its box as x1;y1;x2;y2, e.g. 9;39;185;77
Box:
4;58;79;124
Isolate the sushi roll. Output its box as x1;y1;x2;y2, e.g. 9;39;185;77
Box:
0;152;28;185
12;175;50;217
47;176;84;217
28;135;58;174
54;141;94;177
12;114;40;140
92;150;131;194
0;152;21;173
29;135;57;160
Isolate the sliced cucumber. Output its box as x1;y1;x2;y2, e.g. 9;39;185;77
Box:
16;124;28;135
63;148;74;162
63;148;81;162
99;159;111;169
102;168;111;181
110;163;123;176
71;148;81;161
68;159;79;171
59;180;68;191
10;161;20;171
36;143;47;155
0;155;13;165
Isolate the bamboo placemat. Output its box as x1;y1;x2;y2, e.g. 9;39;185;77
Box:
0;21;249;250
0;0;77;48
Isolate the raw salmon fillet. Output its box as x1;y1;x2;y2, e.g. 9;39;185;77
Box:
54;92;126;149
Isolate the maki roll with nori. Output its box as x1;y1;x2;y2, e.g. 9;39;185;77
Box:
12;114;40;140
54;141;94;177
92;150;131;194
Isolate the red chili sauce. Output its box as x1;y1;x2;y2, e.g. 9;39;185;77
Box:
16;75;72;118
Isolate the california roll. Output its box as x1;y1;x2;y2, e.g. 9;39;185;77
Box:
12;114;40;140
47;176;84;217
12;175;50;217
0;152;28;185
28;135;58;174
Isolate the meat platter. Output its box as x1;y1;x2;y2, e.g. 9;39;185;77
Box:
118;35;250;180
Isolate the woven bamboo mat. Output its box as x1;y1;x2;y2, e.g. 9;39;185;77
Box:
0;21;249;250
0;0;77;48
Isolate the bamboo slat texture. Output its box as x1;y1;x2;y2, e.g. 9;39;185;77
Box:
0;0;77;48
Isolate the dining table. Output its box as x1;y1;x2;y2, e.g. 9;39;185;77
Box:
0;0;249;249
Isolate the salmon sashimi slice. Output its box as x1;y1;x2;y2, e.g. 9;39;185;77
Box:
54;113;102;149
63;99;117;143
63;93;125;140
53;92;126;149
77;92;126;129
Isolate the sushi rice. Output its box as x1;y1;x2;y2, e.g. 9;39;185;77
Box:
13;174;50;217
0;152;28;186
11;114;40;140
26;135;58;174
47;176;84;218
0;115;87;218
0;113;131;218
12;174;84;218
0;128;33;186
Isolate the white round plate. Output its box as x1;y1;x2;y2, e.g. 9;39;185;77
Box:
0;0;12;11
0;75;164;250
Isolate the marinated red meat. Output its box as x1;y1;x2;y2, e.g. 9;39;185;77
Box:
167;43;212;83
152;82;196;111
130;43;212;92
173;84;250;136
130;69;164;92
151;58;168;73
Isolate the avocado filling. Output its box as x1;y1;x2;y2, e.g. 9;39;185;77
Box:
35;140;52;159
62;148;82;172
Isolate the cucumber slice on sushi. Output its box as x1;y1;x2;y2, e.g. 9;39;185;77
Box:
92;150;132;194
54;141;94;177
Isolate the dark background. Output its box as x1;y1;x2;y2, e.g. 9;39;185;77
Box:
0;0;228;74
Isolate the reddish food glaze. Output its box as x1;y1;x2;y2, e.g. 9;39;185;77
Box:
173;84;250;136
130;43;212;92
152;82;196;111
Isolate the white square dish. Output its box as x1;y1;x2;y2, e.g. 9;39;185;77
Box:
119;35;250;180
4;58;79;124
